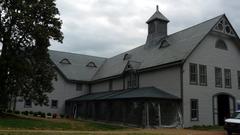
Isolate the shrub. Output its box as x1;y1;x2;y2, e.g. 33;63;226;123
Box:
29;111;33;115
37;111;42;117
21;111;29;116
14;110;20;114
7;110;13;113
52;113;57;118
41;113;46;118
33;112;38;117
21;111;25;115
47;113;51;116
60;114;64;118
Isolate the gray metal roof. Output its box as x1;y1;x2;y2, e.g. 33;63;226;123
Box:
50;15;226;81
146;9;169;23
49;50;107;81
92;15;224;80
67;87;179;102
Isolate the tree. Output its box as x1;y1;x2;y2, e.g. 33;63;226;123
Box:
0;0;63;109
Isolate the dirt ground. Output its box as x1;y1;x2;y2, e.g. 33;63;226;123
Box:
0;128;227;135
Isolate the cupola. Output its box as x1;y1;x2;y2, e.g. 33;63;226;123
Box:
145;5;169;47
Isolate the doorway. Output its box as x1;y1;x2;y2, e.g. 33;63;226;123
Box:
217;94;230;125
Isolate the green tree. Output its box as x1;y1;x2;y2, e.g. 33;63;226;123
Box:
0;0;63;109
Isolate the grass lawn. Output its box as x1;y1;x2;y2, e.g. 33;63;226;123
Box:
0;113;225;135
0;113;127;131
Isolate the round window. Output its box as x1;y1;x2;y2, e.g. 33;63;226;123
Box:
218;23;224;31
225;26;231;33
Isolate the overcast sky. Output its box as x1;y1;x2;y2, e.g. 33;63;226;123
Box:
3;0;240;57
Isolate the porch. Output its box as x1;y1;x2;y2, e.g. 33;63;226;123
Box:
66;87;182;128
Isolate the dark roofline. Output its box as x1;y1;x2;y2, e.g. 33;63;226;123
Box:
169;14;224;37
49;50;107;59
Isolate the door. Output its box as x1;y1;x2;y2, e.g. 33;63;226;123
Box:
217;95;230;125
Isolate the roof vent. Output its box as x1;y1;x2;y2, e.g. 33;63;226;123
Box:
123;54;131;60
159;39;170;48
59;58;71;64
86;61;97;68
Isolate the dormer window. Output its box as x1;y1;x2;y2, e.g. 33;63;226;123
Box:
159;39;170;48
60;58;71;64
86;61;97;68
215;39;228;50
123;54;131;60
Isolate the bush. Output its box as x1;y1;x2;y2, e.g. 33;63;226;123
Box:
7;110;13;113
14;110;20;114
60;114;64;118
47;113;51;116
41;113;46;118
21;111;29;116
29;111;33;115
52;113;57;119
33;112;38;117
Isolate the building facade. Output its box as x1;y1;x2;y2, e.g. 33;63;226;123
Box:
15;7;240;128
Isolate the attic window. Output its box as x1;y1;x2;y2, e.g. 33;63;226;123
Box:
123;54;131;60
60;58;71;64
216;39;228;50
86;61;97;68
214;18;236;37
159;39;170;48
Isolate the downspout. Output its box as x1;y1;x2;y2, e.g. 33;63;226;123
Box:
180;64;184;128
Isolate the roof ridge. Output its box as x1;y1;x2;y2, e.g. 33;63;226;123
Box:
169;14;224;37
49;50;107;59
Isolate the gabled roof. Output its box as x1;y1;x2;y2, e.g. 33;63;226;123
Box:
49;50;106;82
146;6;169;23
92;15;224;80
66;87;179;102
50;14;238;82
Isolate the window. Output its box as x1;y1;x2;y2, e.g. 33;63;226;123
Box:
213;18;236;37
86;62;97;68
238;71;240;89
76;84;82;91
123;54;131;60
159;39;170;48
24;99;32;108
127;72;138;89
224;69;231;88
189;63;198;85
148;22;155;34
199;65;207;86
109;80;113;91
59;58;71;64
191;99;199;121
215;67;222;87
51;100;58;108
215;39;228;50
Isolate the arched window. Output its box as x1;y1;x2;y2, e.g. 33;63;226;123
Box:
59;58;71;64
215;39;228;50
86;61;97;68
123;53;131;60
159;39;170;48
